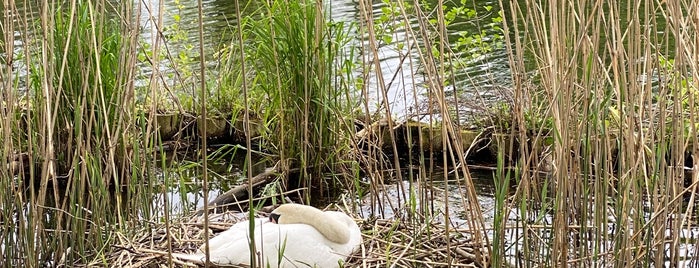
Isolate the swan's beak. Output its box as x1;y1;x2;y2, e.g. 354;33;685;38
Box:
269;213;281;224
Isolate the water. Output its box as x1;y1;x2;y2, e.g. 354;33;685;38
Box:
1;0;509;117
324;0;510;120
9;1;695;266
151;151;271;216
126;0;511;216
2;0;510;228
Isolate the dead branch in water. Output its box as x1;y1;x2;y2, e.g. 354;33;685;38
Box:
195;165;281;216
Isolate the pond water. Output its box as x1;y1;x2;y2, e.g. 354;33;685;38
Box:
2;0;510;119
6;0;697;266
130;0;510;120
158;158;499;224
127;0;512;231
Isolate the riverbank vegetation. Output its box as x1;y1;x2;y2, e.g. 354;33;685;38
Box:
1;0;698;267
496;0;699;266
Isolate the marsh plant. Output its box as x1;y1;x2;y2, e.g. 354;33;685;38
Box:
10;0;699;266
231;0;358;199
494;0;699;266
0;0;148;265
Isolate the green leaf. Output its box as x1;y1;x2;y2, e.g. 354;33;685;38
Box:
381;34;393;45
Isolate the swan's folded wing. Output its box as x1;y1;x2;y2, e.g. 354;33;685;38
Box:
271;223;348;267
199;218;269;252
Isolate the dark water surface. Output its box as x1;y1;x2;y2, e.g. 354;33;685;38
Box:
7;1;694;265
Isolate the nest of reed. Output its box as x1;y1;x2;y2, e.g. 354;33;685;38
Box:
102;207;487;267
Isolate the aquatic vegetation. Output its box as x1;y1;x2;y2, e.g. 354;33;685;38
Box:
0;0;145;265
496;0;699;266
2;0;698;267
232;0;358;199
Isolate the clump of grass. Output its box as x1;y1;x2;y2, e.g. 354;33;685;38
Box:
0;1;144;266
37;1;132;264
233;0;357;199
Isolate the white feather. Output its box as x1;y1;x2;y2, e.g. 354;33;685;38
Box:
173;205;362;268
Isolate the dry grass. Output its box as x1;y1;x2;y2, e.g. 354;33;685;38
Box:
102;206;487;268
345;219;486;267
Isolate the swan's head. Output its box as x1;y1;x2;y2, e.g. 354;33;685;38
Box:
268;204;352;244
269;210;281;223
268;203;318;224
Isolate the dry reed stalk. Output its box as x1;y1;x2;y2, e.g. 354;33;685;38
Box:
500;0;699;266
355;0;491;265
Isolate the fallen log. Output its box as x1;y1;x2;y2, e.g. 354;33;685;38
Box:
195;165;280;216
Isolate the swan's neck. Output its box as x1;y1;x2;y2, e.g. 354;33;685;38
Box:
309;214;350;244
280;205;350;244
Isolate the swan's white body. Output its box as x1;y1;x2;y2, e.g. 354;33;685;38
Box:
173;204;362;267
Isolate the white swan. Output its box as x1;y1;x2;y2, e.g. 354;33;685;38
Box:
173;204;362;267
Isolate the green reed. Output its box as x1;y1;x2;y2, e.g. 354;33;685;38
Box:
0;0;147;266
233;0;356;199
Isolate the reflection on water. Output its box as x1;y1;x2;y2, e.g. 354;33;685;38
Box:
143;0;510;119
355;170;498;228
150;152;271;216
3;0;511;120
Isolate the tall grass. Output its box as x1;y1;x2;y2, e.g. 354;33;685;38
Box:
0;0;148;266
236;0;357;200
354;0;492;265
16;0;699;266
1;0;25;264
497;0;699;266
